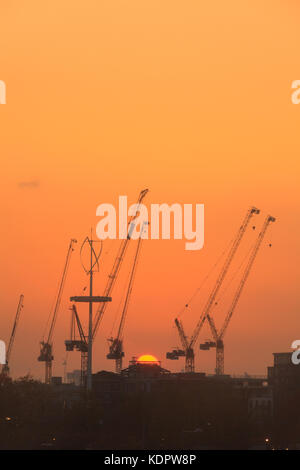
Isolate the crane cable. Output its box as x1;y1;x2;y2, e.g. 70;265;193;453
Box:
108;278;129;339
210;240;256;316
42;240;76;342
177;236;235;319
42;280;61;341
108;255;134;339
210;225;274;320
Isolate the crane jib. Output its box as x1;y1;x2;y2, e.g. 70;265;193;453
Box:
92;190;149;340
189;206;260;348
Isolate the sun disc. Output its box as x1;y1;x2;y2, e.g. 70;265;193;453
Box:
137;354;159;364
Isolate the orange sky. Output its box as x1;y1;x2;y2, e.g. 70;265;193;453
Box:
0;1;299;379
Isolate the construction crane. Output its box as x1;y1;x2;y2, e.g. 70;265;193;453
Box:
203;214;276;375
167;206;260;372
92;189;148;341
63;191;148;383
38;238;77;384
1;295;24;378
107;222;147;373
65;304;88;386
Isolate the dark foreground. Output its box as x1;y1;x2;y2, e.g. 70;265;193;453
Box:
0;375;298;450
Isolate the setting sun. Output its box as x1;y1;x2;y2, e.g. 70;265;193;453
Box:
137;354;159;365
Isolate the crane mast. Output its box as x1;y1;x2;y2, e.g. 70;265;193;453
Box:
38;238;77;384
92;189;148;340
107;222;146;373
65;304;88;386
2;294;24;377
204;214;276;375
168;206;260;372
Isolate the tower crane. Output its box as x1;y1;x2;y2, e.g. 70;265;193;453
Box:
203;214;276;375
107;222;147;373
167;206;260;372
38;238;77;384
65;304;88;385
63;190;148;383
1;294;24;378
92;189;148;341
